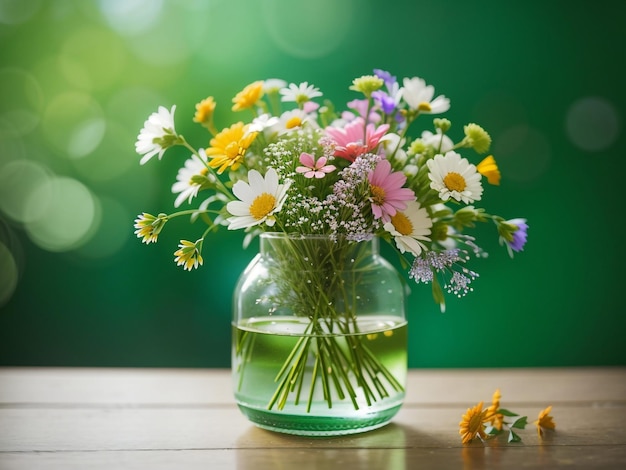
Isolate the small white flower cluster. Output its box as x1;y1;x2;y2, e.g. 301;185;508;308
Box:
132;69;528;310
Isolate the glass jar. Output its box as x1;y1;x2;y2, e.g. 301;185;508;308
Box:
232;233;407;436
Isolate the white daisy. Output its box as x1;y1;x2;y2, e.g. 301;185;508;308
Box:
171;149;215;208
279;82;323;103
427;151;483;204
401;77;450;114
135;105;178;165
271;109;317;135
263;78;287;93
248;113;280;134
383;200;432;256
226;168;291;230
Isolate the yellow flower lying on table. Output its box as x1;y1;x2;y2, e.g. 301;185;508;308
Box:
459;389;555;444
535;405;556;437
459;401;494;444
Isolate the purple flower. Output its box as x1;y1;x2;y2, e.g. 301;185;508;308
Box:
499;218;528;257
508;218;529;252
372;69;402;116
373;69;396;89
372;90;397;114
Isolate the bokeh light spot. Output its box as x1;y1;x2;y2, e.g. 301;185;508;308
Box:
0;117;26;166
75;196;130;260
0;241;18;307
494;126;551;183
263;0;354;58
566;96;620;152
97;0;164;36
42;91;105;159
24;176;97;252
0;67;44;136
0;159;53;223
67;118;106;160
72;119;134;182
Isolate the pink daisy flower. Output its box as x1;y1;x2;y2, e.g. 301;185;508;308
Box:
368;159;415;222
325;117;389;162
296;152;336;179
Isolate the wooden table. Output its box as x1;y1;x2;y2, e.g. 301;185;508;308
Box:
1;367;625;469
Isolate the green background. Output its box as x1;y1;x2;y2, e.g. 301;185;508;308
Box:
1;0;624;368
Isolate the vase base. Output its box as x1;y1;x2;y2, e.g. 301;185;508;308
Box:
237;403;402;437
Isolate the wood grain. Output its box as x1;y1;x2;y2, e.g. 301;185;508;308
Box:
1;367;624;469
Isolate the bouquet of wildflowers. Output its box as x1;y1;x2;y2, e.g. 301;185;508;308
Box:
134;70;528;413
134;68;528;313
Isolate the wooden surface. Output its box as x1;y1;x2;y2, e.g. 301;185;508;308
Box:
1;367;625;469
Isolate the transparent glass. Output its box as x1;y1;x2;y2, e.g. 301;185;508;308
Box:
232;233;408;436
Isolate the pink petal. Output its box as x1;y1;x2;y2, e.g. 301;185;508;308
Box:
299;152;315;167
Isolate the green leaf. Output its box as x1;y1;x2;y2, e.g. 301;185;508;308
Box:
511;416;528;429
497;408;519;417
508;429;522;443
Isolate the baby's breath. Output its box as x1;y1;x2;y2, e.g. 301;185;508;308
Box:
134;71;528;418
133;68;527;311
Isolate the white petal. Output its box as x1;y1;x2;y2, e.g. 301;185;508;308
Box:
227;215;260;230
231;180;254;202
247;169;266;193
264;168;279;191
226;200;252;216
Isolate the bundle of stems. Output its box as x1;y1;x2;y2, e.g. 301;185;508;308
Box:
235;235;404;411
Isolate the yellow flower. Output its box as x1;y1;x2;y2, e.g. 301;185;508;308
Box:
205;122;257;174
459;401;493;444
477;155;501;185
232;81;264;111
464;123;492;154
534;406;556;437
487;388;504;431
349;75;384;97
193;96;216;125
133;212;168;244
174;239;204;271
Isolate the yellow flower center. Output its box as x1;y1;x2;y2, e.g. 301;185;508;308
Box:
443;172;466;192
285;116;302;129
188;167;209;185
225;141;241;159
249;193;276;220
417;102;432;112
390;212;413;236
370;185;386;205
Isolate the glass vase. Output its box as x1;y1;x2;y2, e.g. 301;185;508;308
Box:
232;233;408;436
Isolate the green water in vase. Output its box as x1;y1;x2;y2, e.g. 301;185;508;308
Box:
232;315;407;436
